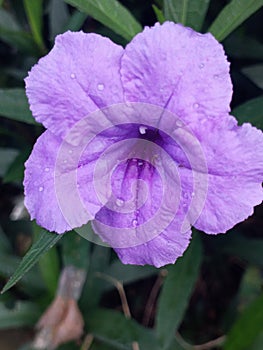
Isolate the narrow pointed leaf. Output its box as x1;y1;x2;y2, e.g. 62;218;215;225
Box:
3;148;31;184
242;64;263;89
64;0;142;41
0;302;40;329
156;234;202;349
209;0;263;42
0;88;37;125
88;308;159;350
49;0;70;39
224;293;263;350
23;0;44;50
163;0;211;31
232;96;263;130
1;229;64;294
152;5;165;24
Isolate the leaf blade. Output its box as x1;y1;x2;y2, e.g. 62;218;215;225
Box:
64;0;142;41
209;0;263;42
23;0;44;50
156;234;202;349
232;96;263;130
224;293;263;350
163;0;211;31
1;229;64;294
0;88;37;125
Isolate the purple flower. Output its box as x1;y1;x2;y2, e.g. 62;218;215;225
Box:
24;22;263;267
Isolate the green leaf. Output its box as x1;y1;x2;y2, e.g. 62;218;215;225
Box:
80;245;111;310
62;230;90;269
0;88;37;125
222;234;263;267
0;301;40;329
49;0;70;39
23;0;44;50
224;33;263;60
163;0;211;31
1;229;64;294
64;10;87;32
0;226;11;253
0;29;38;54
0;148;18;177
209;0;263;42
156;234;202;349
64;0;142;41
152;4;165;24
238;267;262;309
0;8;21;31
232;96;263;130
0;252;44;292
250;332;263;350
242;64;263;89
87;308;159;350
104;261;157;292
3;148;31;184
33;223;60;297
0;9;38;54
224;293;263;350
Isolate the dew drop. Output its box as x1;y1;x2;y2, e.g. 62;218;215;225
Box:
138;160;143;166
139;125;147;134
214;74;219;79
68;149;73;154
193;103;199;109
176;120;183;127
44;167;50;172
183;192;189;199
199;63;204;69
132;219;138;227
116;198;124;207
191;191;195;197
39;186;44;192
70;73;76;79
97;83;105;91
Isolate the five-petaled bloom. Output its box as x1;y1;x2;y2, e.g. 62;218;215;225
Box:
24;22;263;267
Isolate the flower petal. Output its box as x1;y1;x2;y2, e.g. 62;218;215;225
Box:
92;145;193;267
24;131;102;233
121;22;232;121
115;222;192;268
192;117;263;233
25;31;124;138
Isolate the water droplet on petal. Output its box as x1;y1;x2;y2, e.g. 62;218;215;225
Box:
183;192;189;199
97;83;104;91
138;160;143;166
70;73;76;79
214;74;219;79
176;120;183;127
116;198;124;207
199;63;204;69
39;186;44;192
191;191;195;197
44;167;49;172
193;103;199;109
139;125;147;134
68;149;73;154
132;219;138;227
